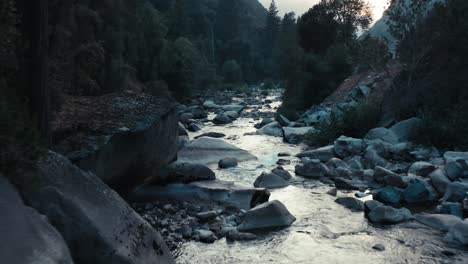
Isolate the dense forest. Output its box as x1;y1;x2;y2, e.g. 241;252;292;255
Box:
1;0;468;263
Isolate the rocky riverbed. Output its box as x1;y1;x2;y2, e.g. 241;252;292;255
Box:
131;88;467;264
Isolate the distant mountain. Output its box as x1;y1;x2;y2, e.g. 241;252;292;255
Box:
367;0;445;54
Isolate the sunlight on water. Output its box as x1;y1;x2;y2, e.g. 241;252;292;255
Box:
177;93;468;264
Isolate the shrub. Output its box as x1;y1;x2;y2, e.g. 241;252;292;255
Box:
222;60;243;84
306;102;381;146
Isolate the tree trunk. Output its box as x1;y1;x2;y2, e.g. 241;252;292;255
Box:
17;0;49;143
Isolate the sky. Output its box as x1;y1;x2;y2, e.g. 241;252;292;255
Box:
259;0;389;21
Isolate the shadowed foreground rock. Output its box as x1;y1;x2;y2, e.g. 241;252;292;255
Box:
131;180;270;210
0;176;73;264
17;151;175;264
51;90;179;192
237;200;296;232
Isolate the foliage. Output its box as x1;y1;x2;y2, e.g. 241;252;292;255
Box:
306;102;382;146
0;0;44;176
387;0;468;149
222;60;243;84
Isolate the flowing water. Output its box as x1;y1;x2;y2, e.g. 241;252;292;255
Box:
176;92;467;264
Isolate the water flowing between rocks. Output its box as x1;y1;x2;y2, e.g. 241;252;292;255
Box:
175;92;467;264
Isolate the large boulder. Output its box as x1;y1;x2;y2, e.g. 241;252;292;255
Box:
132;180;270;211
295;159;329;179
272;166;292;180
373;166;407;188
218;157;239;169
403;179;439;204
366;202;412;224
335;197;364;211
443;151;468;164
19;151;175;264
283;127;316;144
148;161;216;184
0;176;73;264
445;221;468;246
184;105;207;119
257;121;283;137
52;91;179;192
254;170;290;189
414;213;463;231
374;186;403;206
445;161;464;181
408;161;437;177
429;168;451;194
365;127;399;144
221;104;244;113
442;182;468;202
212;113;233;125
237;200;296;232
178;137;256;165
334;136;365;158
389;117;422;142
203;100;220;109
224;111;240;120
297;145;335;162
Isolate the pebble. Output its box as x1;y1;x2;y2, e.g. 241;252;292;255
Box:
372;244;385;251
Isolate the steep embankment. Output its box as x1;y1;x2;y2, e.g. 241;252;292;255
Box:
51;90;179;193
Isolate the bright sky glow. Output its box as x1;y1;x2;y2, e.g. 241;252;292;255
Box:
259;0;389;21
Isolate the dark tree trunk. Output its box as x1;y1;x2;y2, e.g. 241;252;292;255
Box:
17;0;50;144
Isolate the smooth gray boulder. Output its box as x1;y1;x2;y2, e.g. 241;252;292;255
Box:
334;178;368;190
436;202;463;218
0;176;73;264
296;145;335;162
20;151;175;264
188;122;202;132
335;197;364;211
254;170;290;189
414;213;463;231
272;166;292;180
444;221;468;246
444;151;468;164
429;168;451;194
257;121;283;137
334;136;365;158
52;91;179;192
403;179;438;204
445;161;464;181
224;111;240;120
389;117;422;142
203;100;220;109
254;118;274;129
212;113;233;125
374;186;403;206
408;161;437;177
184;105;207;119
237;200;296;232
365;127;399;144
295;159;329;179
276;114;291;126
442;182;468;202
221;104;244;113
178;137;256;165
367;205;412;224
283;127;316;144
131;180;270;210
218;157;239;169
374;166;407;188
148;161;216;184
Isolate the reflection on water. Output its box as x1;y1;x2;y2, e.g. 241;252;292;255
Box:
177;95;467;264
